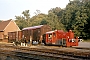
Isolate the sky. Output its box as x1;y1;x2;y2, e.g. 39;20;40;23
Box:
0;0;69;20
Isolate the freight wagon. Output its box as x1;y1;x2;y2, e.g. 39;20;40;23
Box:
22;25;51;44
8;31;22;43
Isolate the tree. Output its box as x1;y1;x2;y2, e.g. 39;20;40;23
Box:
40;19;48;25
84;1;90;38
22;10;31;27
47;8;65;30
34;10;41;16
15;10;31;29
61;0;90;39
30;13;48;26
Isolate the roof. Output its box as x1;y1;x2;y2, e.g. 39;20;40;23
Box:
46;31;55;34
0;20;11;31
46;30;64;34
22;25;44;30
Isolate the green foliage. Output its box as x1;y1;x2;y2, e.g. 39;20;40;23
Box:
47;7;65;30
15;20;27;30
15;10;31;30
30;13;48;26
40;19;48;25
61;0;90;39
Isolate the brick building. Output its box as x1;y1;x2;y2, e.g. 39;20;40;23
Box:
0;19;20;42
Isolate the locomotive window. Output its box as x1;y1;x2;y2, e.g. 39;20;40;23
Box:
48;34;52;39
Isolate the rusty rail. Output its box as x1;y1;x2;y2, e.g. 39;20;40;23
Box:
0;43;90;60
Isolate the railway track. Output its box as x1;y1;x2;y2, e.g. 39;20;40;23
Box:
0;43;90;60
0;44;90;60
0;48;81;60
19;46;90;59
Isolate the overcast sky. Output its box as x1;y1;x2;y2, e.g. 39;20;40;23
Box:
0;0;69;20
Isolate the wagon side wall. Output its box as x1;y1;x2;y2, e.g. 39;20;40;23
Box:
8;32;16;42
22;25;51;42
8;31;22;43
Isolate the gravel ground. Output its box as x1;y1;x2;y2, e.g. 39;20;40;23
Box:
0;41;90;48
76;42;90;48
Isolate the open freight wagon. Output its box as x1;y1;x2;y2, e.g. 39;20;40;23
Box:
22;25;51;44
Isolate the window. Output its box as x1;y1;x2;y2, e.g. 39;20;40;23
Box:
48;34;52;39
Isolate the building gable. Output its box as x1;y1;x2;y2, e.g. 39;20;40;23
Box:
4;20;20;35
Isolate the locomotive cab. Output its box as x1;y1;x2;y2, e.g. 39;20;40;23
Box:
45;31;55;45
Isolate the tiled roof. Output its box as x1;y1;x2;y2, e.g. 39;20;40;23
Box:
0;20;11;31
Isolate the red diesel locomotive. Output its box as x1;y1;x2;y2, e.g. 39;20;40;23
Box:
43;30;78;47
8;25;79;47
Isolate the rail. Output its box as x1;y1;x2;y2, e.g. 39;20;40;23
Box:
0;44;90;60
